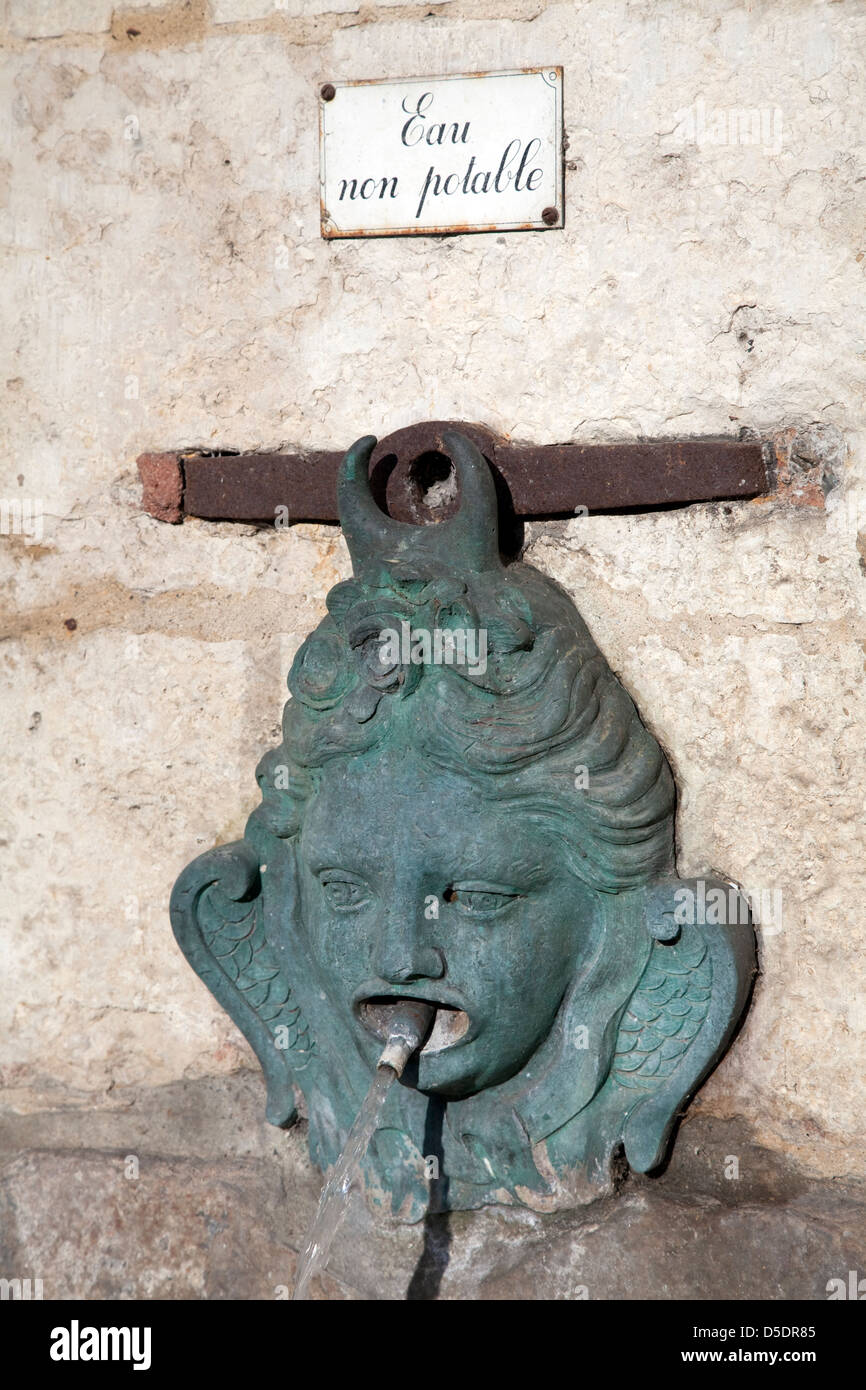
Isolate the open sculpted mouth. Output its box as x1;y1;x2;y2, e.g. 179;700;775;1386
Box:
357;994;471;1056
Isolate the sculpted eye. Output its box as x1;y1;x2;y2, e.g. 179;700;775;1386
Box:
319;874;370;911
447;884;520;917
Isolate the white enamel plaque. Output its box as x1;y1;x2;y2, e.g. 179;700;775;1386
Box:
319;68;563;239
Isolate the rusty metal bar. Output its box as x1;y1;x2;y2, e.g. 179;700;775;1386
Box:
183;450;345;524
144;423;768;526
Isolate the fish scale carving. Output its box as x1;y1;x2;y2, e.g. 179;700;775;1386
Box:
613;934;711;1089
199;883;313;1059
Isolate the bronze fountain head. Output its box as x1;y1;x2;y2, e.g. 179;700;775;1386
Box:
171;429;755;1221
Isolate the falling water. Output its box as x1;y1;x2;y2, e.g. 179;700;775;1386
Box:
292;999;435;1299
292;1064;396;1301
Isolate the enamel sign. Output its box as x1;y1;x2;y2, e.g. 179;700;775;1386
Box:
319;68;563;239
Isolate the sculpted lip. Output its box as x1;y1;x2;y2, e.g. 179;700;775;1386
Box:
353;987;474;1055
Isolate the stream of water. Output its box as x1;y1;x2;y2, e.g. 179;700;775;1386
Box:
292;1064;396;1300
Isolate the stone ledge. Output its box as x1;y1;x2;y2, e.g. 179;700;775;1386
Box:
2;1076;863;1300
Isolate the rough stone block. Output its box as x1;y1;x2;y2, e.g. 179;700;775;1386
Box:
4;1;114;38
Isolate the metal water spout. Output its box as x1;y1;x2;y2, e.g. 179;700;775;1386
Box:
368;999;435;1076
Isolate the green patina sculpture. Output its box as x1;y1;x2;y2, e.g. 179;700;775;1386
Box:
170;430;755;1221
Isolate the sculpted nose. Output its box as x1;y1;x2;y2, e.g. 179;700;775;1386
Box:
378;941;445;985
375;883;446;984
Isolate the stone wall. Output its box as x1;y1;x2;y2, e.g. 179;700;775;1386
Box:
2;0;865;1297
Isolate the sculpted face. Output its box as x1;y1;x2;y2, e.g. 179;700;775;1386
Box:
297;745;597;1098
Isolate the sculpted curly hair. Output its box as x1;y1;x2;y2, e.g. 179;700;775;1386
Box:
248;434;674;895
